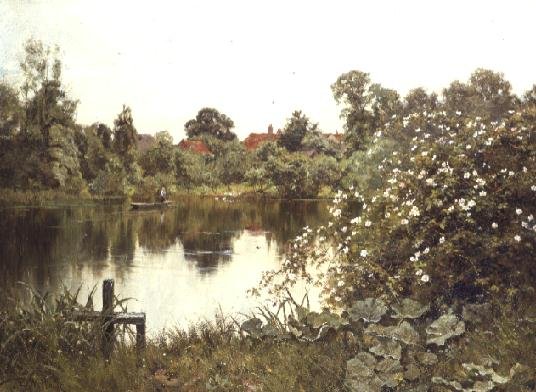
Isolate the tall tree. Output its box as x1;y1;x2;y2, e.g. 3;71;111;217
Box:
19;39;77;144
184;107;236;141
278;110;318;152
468;68;515;120
332;70;401;151
0;81;21;138
140;131;175;176
113;105;137;156
404;87;438;115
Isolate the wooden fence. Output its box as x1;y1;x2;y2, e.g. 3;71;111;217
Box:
69;279;146;358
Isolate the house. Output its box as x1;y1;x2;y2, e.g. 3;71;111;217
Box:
243;124;280;151
137;134;156;153
177;139;211;155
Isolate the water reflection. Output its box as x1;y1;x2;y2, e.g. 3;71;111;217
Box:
0;197;328;332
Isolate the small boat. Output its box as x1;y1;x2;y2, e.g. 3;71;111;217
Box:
130;201;174;210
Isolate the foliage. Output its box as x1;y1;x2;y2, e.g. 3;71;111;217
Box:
331;70;401;152
266;152;339;198
19;39;78;143
261;106;536;307
0;81;21;137
278;110;318;152
185;107;236;141
139;131;175;176
113;105;137;157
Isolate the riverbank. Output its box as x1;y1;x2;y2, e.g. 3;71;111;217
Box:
0;184;335;207
1;287;535;391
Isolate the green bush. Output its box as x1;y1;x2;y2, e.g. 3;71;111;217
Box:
261;108;536;305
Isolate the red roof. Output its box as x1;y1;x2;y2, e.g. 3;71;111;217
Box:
243;132;279;150
178;139;211;155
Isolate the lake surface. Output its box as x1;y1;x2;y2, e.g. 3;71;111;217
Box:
0;197;329;334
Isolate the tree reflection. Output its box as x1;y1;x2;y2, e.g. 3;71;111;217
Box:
0;198;330;287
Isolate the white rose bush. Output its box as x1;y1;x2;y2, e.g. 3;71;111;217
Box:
259;106;536;307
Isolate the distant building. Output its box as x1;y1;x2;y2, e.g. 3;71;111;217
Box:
243;124;280;150
137;134;156;153
177;139;211;155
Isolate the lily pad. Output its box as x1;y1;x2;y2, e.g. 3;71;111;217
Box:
369;339;402;360
404;363;421;381
346;356;376;380
426;313;465;346
415;351;438;366
348;298;387;323
375;358;403;388
365;321;420;345
391;298;430;319
306;309;349;329
432;376;463;391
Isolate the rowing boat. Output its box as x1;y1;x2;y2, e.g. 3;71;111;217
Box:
130;201;173;210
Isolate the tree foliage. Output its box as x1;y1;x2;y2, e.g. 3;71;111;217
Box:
184;107;236;141
278;110;318;152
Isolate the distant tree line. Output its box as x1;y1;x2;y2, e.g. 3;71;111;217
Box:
1;39;535;200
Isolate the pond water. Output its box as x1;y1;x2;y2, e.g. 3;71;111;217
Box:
0;197;329;334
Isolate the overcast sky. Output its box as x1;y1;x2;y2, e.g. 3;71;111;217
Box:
1;0;535;141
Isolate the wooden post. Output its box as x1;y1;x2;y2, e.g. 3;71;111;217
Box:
102;279;115;358
136;314;146;351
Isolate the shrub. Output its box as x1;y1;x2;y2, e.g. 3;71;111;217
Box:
261;109;536;306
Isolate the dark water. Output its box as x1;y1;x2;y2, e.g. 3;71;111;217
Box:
0;197;328;334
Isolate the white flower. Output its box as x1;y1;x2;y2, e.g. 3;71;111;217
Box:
492;222;498;229
479;191;487;197
409;206;420;217
439;236;445;244
350;217;361;224
401;218;409;225
364;220;372;227
509;171;514;176
464;172;471;179
341;226;347;233
516;208;522;215
360;249;368;257
514;235;521;242
415;269;423;276
421;274;430;282
528;214;534;222
532;185;536;192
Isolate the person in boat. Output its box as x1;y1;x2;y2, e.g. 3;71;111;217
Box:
159;186;167;203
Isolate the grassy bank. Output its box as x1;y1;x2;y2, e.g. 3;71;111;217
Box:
1;287;535;391
0;188;127;207
0;288;347;391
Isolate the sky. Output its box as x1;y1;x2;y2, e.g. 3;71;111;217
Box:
1;0;535;142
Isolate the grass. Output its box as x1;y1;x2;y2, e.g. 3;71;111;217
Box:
3;287;535;391
0;286;350;391
0;188;126;207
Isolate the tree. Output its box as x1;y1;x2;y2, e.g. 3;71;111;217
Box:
404;87;438;115
139;131;175;176
0;81;21;138
523;85;536;106
184;107;236;141
332;70;400;152
468;68;515;120
278;110;318;152
113;105;137;156
331;70;373;151
442;69;516;120
95;123;112;150
19;39;77;143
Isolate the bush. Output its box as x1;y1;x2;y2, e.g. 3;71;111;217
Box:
261;109;536;305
